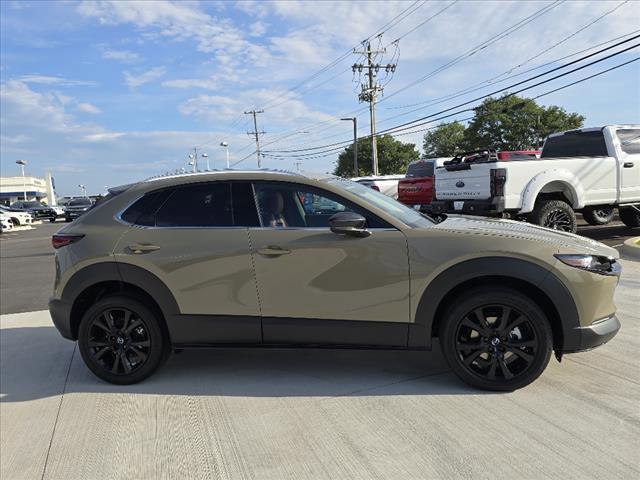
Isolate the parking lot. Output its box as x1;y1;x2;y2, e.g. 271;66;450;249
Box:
1;219;639;479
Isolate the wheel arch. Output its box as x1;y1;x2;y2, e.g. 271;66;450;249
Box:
410;257;579;352
520;170;584;213
62;262;179;342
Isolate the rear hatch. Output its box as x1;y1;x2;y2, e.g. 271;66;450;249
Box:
435;164;493;200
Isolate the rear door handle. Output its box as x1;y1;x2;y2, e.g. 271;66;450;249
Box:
257;246;291;256
623;162;634;168
128;243;160;254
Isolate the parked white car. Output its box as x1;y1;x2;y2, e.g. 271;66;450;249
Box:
0;206;33;227
351;174;405;199
1;213;14;232
431;125;640;232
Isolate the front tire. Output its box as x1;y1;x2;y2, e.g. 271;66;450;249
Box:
582;206;615;226
619;206;640;228
440;287;553;391
78;295;168;384
529;199;577;233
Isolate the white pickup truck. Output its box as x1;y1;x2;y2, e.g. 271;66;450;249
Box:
351;174;405;199
431;125;640;232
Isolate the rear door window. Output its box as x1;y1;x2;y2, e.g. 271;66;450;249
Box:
121;189;172;226
541;130;609;158
231;182;260;227
156;183;232;227
406;161;434;178
616;129;640;155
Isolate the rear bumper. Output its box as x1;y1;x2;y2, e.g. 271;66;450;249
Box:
562;314;620;353
48;297;74;340
431;197;505;216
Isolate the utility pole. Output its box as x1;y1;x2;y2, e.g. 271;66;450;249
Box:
244;109;265;168
341;118;358;176
294;161;303;173
353;38;396;176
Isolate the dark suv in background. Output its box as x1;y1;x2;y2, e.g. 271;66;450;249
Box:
10;201;56;222
64;197;93;222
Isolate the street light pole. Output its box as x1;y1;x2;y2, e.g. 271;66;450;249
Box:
201;153;210;170
341;118;358;177
220;142;230;168
78;184;86;197
16;160;27;200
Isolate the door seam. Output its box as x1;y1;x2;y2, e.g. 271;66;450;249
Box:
246;228;264;342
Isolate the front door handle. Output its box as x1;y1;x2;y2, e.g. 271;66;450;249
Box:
128;243;160;254
257;246;291;256
623;162;634;168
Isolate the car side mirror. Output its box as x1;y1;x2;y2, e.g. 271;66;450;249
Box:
329;212;371;237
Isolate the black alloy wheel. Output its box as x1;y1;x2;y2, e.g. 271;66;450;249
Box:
78;295;167;384
530;199;577;233
440;287;552;391
543;208;573;231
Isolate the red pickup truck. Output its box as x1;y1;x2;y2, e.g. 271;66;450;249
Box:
397;158;449;211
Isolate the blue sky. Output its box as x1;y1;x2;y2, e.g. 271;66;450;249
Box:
1;0;639;196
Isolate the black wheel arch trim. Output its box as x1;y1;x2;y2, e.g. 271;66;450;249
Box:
59;261;180;340
410;257;581;351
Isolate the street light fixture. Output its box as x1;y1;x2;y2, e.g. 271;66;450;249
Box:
16;160;27;201
201;152;210;170
78;184;86;197
220;141;230;168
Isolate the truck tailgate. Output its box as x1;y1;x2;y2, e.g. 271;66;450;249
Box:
435;165;492;200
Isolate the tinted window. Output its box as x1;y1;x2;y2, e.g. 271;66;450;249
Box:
69;198;92;206
231;183;260;227
23;201;43;208
541;130;609;158
406;161;434;178
253;182;390;229
617;129;640;155
121;190;171;226
156;183;232;227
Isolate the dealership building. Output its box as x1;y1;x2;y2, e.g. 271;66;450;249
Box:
0;173;57;206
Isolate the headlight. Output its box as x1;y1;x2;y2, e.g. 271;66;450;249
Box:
554;254;621;276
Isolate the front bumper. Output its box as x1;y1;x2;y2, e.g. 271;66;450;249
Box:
49;297;74;340
562;314;620;353
431;197;505;216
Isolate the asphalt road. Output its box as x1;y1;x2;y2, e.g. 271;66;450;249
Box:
1;259;638;479
0;217;637;315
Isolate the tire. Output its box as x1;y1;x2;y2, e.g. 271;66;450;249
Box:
49;217;56;223
65;218;72;222
78;295;168;384
582;206;615;226
440;287;553;391
619;207;640;228
529;199;577;233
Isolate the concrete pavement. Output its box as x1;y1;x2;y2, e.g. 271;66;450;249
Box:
1;260;639;479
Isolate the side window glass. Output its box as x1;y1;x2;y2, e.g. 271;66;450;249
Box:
231;182;260;227
121;190;170;226
156;183;232;227
617;129;640;155
253;183;387;229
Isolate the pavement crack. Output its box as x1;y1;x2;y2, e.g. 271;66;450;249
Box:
40;343;76;480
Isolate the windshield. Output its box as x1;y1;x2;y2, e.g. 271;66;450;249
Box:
24;201;43;208
325;177;435;228
69;198;92;206
406;161;434;178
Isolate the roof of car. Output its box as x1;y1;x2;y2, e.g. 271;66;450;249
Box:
143;168;336;183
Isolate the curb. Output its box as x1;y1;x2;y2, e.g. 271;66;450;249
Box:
622;237;640;260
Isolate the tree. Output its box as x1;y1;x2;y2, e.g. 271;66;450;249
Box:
463;94;584;151
334;134;419;177
422;121;466;157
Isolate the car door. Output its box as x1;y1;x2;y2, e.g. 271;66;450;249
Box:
113;181;262;344
249;181;411;346
615;128;640;202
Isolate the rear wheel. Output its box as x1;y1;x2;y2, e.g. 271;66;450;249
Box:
440;287;553;391
529;199;577;233
582;206;615;226
619;206;640;228
78;295;168;384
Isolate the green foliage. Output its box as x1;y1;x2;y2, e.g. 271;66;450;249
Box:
334;134;419;177
423;122;466;158
422;94;585;156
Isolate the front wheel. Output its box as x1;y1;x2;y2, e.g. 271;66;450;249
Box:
440;287;553;391
78;295;168;384
619;206;640;228
582;206;615;226
529;199;577;233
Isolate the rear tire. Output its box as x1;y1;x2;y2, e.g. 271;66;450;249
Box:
582;206;614;226
440;287;553;391
619;207;640;228
78;295;168;384
529;199;577;233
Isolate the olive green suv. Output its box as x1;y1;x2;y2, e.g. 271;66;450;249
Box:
49;170;622;390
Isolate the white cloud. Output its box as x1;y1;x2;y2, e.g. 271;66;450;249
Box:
249;21;268;37
123;66;166;88
162;77;218;90
18;75;98;87
76;102;102;114
102;48;139;63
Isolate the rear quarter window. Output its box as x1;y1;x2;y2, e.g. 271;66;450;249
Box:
541;130;609;158
406;162;434;177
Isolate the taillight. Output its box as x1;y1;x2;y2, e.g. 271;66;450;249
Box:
490;168;507;196
370;185;380;191
52;234;84;249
